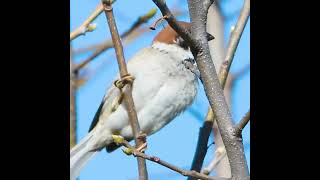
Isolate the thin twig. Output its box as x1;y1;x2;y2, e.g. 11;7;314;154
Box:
234;110;250;137
72;8;186;55
70;4;104;41
122;8;157;37
219;0;250;88
101;1;148;179
202;148;227;175
118;139;230;180
73;8;157;72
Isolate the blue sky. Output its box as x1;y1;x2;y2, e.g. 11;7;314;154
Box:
71;0;250;179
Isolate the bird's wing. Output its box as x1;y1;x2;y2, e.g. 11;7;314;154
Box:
88;84;121;132
88;47;169;142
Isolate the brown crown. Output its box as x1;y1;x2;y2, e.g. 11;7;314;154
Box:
152;21;191;44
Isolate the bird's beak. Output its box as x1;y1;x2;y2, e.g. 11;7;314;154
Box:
206;33;215;41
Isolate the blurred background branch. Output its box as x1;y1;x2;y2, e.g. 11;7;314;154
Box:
73;8;157;72
70;47;77;148
70;4;103;41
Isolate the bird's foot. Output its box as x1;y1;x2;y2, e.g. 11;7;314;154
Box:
114;74;135;89
111;135;124;145
122;147;134;155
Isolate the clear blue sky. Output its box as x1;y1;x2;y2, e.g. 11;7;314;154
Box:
71;0;250;179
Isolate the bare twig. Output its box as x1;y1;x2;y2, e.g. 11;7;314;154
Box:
220;0;250;88
117;138;230;180
234;110;250;137
70;48;77;148
202;147;227;175
70;4;104;41
101;1;148;179
73;8;157;72
72;8;186;55
122;8;157;37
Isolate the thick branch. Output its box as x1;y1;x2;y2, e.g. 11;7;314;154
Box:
203;0;215;13
186;0;250;179
70;4;104;41
234;110;250;137
119;139;230;180
101;1;148;179
73;8;157;72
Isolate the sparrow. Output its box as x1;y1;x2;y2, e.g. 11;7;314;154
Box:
70;21;214;180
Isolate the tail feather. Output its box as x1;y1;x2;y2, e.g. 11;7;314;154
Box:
71;130;94;157
70;131;97;180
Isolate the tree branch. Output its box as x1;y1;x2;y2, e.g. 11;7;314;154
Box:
185;0;250;179
101;1;148;179
117;138;230;180
220;0;250;88
234;110;250;137
73;8;157;72
70;4;104;41
152;0;250;179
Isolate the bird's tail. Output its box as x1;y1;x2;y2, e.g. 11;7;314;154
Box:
70;130;98;180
